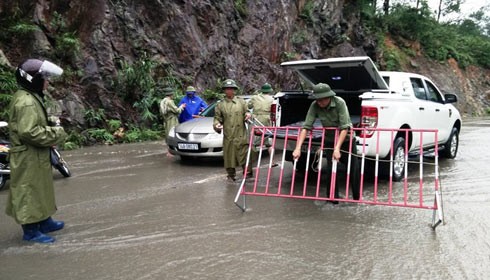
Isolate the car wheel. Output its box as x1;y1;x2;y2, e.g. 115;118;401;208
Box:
441;127;459;159
391;137;406;182
0;174;6;191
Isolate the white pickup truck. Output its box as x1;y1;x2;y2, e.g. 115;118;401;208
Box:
272;56;462;180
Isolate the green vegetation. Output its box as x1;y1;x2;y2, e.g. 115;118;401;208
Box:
50;12;81;63
300;0;315;24
280;52;298;62
0;66;16;121
291;30;307;46
8;22;39;37
234;0;248;17
360;1;490;69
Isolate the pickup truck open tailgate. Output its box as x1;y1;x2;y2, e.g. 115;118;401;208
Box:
281;56;389;91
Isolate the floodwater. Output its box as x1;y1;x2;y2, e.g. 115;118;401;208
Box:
0;118;489;280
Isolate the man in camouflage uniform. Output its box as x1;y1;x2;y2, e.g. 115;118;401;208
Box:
248;83;277;166
213;79;251;181
160;87;185;157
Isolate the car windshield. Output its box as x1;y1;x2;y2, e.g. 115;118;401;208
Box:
200;102;217;117
199;95;252;118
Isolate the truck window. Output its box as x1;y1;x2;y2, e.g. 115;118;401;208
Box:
425;81;443;103
410;78;427;100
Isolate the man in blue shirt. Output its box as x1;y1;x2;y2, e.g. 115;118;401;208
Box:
178;86;208;123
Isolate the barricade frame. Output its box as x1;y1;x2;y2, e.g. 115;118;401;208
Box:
234;123;445;230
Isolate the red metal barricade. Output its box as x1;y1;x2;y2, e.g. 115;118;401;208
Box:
235;124;444;229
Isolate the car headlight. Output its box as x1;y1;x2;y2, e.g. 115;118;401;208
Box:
168;126;176;138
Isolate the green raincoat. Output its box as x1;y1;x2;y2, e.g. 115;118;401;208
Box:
6;89;67;225
160;97;183;140
248;93;274;148
213;96;249;168
248;93;273;126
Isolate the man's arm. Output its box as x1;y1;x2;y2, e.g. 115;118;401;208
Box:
292;128;308;160
213;103;223;133
333;129;348;161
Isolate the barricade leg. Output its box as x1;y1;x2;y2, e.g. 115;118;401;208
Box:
431;190;444;230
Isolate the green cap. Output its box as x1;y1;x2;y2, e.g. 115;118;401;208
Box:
222;79;238;89
261;83;273;93
313;83;336;99
163;87;174;95
186;86;196;92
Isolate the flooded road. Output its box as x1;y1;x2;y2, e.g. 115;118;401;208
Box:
1;118;489;280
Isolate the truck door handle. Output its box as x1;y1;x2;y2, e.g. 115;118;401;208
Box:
435;109;440;112
419;107;425;111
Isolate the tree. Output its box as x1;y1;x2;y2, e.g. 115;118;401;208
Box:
436;0;463;22
383;0;390;15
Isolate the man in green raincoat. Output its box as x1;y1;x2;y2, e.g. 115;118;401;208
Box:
248;83;277;166
7;59;67;243
160;87;185;157
213;79;251;181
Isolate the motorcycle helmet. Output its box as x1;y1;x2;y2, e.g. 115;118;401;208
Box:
15;59;63;93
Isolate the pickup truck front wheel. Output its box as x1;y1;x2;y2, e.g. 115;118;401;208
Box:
441;127;459;159
391;137;406;182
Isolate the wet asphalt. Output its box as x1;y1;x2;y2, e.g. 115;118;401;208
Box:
0;117;489;280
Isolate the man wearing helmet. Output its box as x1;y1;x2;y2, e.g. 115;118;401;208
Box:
292;83;360;202
6;59;67;243
178;85;208;123
213;79;251;181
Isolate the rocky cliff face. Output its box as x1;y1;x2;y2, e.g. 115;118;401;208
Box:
0;0;488;126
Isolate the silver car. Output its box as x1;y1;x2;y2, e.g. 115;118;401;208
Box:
167;96;252;159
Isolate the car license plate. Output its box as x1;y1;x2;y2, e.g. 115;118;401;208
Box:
178;143;199;150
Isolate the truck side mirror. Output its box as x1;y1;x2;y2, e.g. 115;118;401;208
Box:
444;93;458;104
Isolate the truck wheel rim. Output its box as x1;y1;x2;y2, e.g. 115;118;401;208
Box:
450;134;458;156
393;147;405;176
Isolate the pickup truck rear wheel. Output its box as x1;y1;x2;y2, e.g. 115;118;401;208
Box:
441;127;459;159
391;137;406;182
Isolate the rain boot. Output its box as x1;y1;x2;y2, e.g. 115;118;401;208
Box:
226;168;236;181
39;217;64;233
22;223;55;243
242;165;252;177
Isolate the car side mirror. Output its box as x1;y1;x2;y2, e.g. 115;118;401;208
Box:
444;93;458;104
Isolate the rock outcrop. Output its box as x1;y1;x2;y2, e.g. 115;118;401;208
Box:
0;0;488;126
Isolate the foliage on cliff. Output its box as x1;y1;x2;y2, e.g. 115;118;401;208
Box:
0;0;489;146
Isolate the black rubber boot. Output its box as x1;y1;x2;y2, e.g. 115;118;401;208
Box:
22;223;55;243
226;168;236;181
39;217;64;233
242;165;252;177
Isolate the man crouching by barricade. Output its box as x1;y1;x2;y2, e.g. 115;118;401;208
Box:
292;83;360;202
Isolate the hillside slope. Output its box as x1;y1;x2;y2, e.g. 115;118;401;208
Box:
0;0;488;126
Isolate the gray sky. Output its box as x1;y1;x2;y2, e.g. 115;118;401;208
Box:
427;0;490;20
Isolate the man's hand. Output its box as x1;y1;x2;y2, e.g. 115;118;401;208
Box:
214;123;223;134
244;112;252;121
333;148;341;161
292;148;301;161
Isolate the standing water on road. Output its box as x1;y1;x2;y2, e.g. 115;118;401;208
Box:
0;118;489;279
